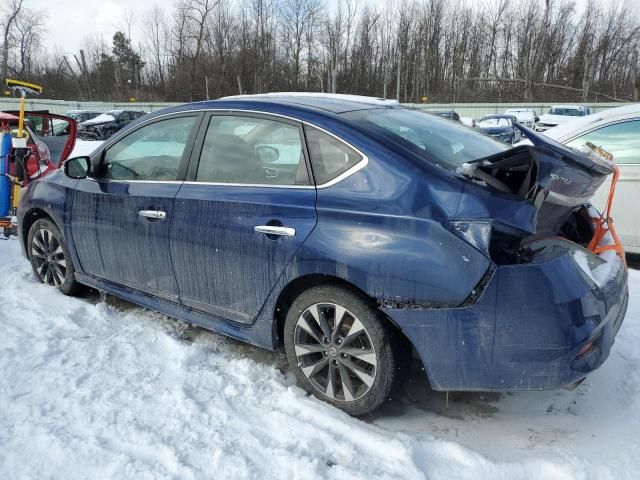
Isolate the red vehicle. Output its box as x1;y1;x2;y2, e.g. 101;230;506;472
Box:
1;111;77;183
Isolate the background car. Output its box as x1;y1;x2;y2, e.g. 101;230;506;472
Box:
541;103;640;254
63;110;103;124
475;114;522;144
536;105;593;131
427;110;461;122
18;94;627;416
77;110;147;140
504;108;538;128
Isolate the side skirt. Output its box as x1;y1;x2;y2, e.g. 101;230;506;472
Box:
74;272;276;351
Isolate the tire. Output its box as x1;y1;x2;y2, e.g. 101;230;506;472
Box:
284;284;408;416
27;218;81;295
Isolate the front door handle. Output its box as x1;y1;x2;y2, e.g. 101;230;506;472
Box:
139;210;166;220
254;225;296;237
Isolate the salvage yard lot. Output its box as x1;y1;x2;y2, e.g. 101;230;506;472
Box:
0;236;639;480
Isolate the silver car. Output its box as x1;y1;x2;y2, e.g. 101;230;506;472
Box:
543;104;640;253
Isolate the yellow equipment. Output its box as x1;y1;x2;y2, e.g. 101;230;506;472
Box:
1;79;43;235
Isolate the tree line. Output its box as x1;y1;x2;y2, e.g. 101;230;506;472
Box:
2;0;640;103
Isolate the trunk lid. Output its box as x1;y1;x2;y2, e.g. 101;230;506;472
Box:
459;125;614;234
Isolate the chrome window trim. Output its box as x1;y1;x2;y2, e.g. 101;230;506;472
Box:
182;181;315;189
87;178;183;184
92;107;369;188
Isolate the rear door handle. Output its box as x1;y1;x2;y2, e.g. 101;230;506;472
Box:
254;225;296;237
138;210;166;220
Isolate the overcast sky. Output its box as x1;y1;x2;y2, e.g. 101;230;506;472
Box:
27;0;640;54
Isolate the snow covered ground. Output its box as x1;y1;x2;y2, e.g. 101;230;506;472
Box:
1;236;639;479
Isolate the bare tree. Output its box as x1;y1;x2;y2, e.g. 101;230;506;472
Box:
280;0;322;89
7;0;640;103
1;0;23;82
143;4;169;90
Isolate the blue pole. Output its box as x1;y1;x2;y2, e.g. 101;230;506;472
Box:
0;131;11;217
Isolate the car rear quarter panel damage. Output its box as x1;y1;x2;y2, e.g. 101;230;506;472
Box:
386;248;628;391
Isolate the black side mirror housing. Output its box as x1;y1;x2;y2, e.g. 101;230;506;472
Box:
64;156;91;179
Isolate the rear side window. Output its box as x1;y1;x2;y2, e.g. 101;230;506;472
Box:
304;126;362;185
566;120;640;164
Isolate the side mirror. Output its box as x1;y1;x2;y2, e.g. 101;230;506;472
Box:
64;156;91;179
256;145;280;163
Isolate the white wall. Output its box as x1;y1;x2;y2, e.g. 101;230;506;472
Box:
0;97;630;119
407;102;626;119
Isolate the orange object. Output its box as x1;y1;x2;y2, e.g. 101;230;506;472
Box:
586;151;625;265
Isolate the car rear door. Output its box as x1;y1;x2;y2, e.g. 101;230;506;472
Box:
69;113;202;300
170;112;317;324
565;119;640;252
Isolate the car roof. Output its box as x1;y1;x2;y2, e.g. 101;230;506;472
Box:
549;104;589;110
219;93;399;113
480;114;514;119
544;103;640;141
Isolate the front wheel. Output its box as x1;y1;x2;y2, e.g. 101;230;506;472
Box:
28;218;81;295
284;285;407;416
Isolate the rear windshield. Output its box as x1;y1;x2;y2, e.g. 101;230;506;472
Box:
548;107;587;116
343;108;509;168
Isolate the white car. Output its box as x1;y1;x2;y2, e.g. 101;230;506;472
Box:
542;103;640;253
536;105;593;132
504;108;537;128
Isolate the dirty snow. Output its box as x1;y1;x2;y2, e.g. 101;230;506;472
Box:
1;237;639;479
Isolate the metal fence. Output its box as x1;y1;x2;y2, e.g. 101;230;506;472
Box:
0;98;178;115
0;97;631;119
407;102;628;119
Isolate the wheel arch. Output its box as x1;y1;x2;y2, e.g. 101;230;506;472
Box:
20;207;58;253
272;273;413;355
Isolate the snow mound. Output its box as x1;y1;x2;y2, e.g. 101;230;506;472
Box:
0;238;639;479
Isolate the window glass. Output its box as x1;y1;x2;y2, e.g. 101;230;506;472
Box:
305;126;362;184
566;120;640;164
196;115;308;185
548;107;588;117
101;115;195;180
342;108;508;170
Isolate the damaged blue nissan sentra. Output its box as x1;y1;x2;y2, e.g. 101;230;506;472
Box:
18;94;628;415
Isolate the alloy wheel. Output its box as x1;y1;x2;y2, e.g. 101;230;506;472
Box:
294;302;378;402
31;228;67;287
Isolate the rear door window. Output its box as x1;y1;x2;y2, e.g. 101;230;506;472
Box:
195;115;309;185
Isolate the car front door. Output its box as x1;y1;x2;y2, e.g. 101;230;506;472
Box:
170;112;317;324
565;119;640;252
10;112;78;168
69;113;201;301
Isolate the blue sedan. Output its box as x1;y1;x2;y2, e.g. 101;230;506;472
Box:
17;94;628;415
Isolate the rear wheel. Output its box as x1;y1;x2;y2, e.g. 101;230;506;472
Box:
28;218;80;295
284;285;407;416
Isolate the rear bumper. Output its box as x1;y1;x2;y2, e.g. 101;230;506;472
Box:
385;247;628;391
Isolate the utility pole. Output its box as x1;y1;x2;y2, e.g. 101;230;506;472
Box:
205;75;210;100
396;51;401;102
237;75;243;95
